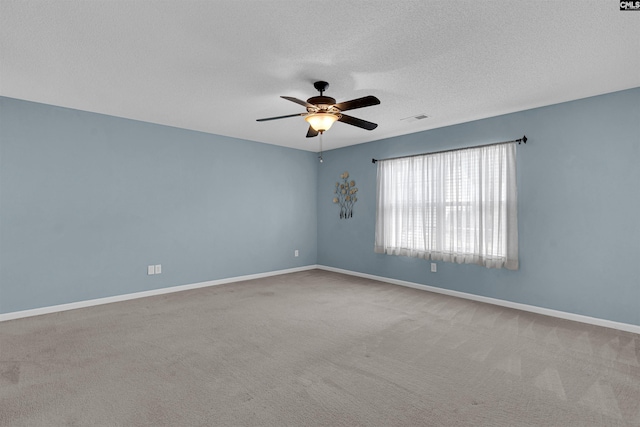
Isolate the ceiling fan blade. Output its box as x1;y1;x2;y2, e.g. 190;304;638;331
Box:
306;126;319;138
281;96;316;109
334;95;380;112
338;114;378;130
256;112;307;122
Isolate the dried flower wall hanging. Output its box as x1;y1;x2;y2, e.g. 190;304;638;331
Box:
333;171;358;219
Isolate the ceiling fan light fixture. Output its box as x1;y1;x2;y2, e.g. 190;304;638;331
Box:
305;113;339;133
256;81;379;138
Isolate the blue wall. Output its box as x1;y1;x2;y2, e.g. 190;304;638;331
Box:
317;88;640;326
0;97;318;313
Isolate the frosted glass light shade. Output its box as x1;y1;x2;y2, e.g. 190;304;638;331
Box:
305;113;339;132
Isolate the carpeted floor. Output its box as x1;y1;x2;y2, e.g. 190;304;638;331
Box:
1;269;639;426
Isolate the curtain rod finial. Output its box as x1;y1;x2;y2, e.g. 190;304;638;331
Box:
372;158;378;164
521;135;527;144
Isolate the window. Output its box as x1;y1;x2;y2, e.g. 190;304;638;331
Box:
374;142;518;270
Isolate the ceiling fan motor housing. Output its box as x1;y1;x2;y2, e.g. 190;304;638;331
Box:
307;96;337;111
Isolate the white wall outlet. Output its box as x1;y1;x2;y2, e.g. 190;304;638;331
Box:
294;250;299;257
147;265;155;275
431;263;437;273
155;264;162;274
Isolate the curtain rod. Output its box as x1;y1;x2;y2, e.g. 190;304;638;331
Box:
371;135;527;164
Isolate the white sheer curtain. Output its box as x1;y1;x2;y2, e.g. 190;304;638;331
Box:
374;142;518;270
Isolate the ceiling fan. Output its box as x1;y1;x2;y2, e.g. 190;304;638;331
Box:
256;81;380;138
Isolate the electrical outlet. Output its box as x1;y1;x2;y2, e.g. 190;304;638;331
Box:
155;264;162;274
430;263;437;273
294;250;299;257
147;265;155;275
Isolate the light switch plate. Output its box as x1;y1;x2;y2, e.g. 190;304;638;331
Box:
155;264;162;274
431;263;437;273
147;265;155;275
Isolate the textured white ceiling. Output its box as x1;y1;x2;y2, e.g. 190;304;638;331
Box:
1;1;639;152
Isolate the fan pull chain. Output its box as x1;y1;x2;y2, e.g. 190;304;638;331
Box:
318;133;324;163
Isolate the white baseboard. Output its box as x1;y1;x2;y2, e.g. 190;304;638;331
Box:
317;265;640;335
4;264;638;335
0;265;319;322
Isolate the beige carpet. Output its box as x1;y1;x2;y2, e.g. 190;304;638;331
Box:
1;269;639;426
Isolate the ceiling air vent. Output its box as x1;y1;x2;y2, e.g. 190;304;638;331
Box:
401;114;430;123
